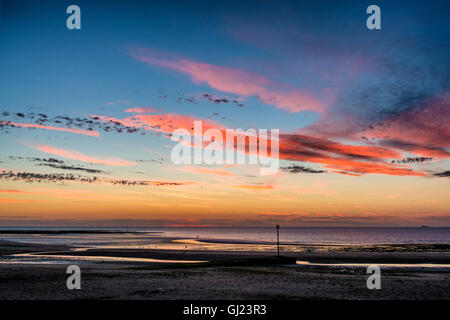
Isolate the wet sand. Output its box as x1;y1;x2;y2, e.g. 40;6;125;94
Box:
38;246;450;264
0;240;68;255
0;239;449;299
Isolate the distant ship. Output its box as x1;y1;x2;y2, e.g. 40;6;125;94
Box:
421;225;431;228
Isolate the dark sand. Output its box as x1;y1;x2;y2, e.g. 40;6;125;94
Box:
0;240;449;300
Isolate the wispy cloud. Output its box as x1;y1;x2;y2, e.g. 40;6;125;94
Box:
33;145;136;167
124;107;160;113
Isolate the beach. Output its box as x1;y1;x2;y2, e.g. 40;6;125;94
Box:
0;233;449;300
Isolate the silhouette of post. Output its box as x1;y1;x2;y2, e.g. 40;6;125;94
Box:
276;224;280;257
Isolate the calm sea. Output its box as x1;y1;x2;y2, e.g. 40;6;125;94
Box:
0;227;449;245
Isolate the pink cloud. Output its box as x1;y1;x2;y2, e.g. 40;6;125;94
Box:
34;145;136;167
358;93;450;158
0;121;99;137
301;93;450;160
127;47;325;113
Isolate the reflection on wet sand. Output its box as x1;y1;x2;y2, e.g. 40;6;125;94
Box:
296;260;450;269
4;250;207;264
109;238;282;252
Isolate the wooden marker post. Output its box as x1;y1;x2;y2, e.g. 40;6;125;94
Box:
276;224;280;257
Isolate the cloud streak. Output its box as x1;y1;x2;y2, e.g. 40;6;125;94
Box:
37;163;105;174
0;170;190;187
34;145;136;167
0;121;99;137
234;184;274;191
433;171;450;178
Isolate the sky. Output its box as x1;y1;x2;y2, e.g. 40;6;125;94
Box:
0;0;449;227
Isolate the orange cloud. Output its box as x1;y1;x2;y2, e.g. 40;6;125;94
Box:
0;121;99;137
128;47;325;113
34;145;136;167
262;211;296;216
0;189;30;194
94;111;425;176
